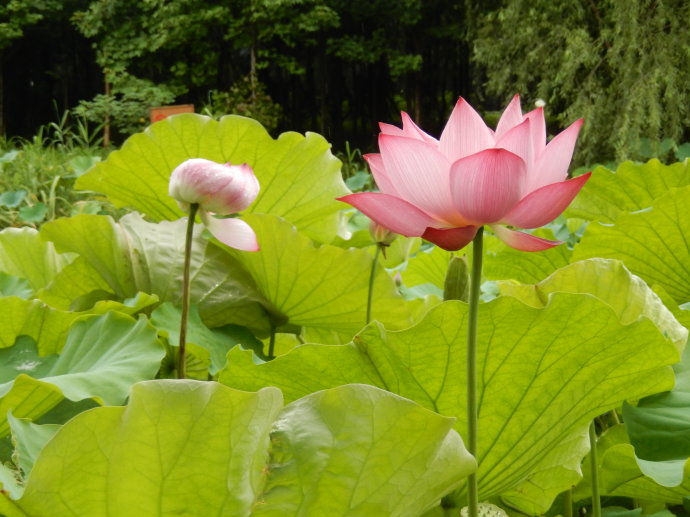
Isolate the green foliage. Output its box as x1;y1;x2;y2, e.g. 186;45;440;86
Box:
0;0;60;50
203;76;283;133
0;115;109;228
73;72;177;136
3;381;474;516
473;0;690;164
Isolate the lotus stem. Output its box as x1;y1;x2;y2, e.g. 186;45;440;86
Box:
564;488;573;517
589;421;602;517
366;245;382;324
177;202;199;379
467;226;484;517
268;326;277;360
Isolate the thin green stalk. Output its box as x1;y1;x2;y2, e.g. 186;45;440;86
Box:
366;245;382;324
177;202;199;379
268;327;276;360
589;421;602;517
466;226;484;517
564;488;573;517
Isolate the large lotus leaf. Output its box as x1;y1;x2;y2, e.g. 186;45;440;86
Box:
0;297;79;353
566;159;690;224
0;227;73;291
151;302;262;374
220;293;679;506
622;341;690;486
484;229;572;283
572;186;690;304
2;380;474;517
223;214;417;340
403;245;456;290
0;273;32;299
498;259;687;350
0;312;164;438
498;425;590;514
574;425;690;504
75;114;349;243
40;213;274;332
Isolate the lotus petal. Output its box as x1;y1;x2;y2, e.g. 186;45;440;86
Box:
450;149;526;224
502;173;592;229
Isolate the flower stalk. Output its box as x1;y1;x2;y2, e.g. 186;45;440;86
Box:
589;421;602;517
466;226;484;517
366;245;382;324
177;202;199;379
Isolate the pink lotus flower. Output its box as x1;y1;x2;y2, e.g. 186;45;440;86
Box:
338;95;591;251
169;158;260;251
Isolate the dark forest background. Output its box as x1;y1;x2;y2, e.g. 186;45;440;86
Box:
2;0;690;164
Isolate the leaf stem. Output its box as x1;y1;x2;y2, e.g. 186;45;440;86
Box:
564;488;573;517
366;245;382;324
589;421;602;517
268;326;276;359
177;202;199;379
466;226;484;517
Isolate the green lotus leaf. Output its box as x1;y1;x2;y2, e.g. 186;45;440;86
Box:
0;297;81;353
497;258;687;350
484;229;571;283
574;425;690;504
75;114;348;243
403;245;456;290
0;227;74;291
7;414;60;477
223;214;417;341
0;273;32;299
622;342;690;486
40;213;273;332
572;186;690;304
499;425;589;514
566;159;690;223
0;312;164;438
3;380;474;517
151;302;261;374
220;293;679;508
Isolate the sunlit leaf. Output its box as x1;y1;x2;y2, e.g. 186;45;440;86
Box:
4;381;474;516
0;227;73;292
566;159;690;223
220;293;679;506
572;186;690;304
0;312;164;437
223;214;417;341
76;114;349;242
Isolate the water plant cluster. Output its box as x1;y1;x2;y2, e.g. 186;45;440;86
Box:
0;111;688;516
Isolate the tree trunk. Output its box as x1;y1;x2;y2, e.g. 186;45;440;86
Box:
0;50;5;138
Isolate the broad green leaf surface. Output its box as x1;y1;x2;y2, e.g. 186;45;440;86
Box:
0;227;73;291
403;245;455;289
5;381;474;517
224;214;416;340
0;312;164;437
499;425;589;514
7;414;60;477
622;344;690;486
574;425;690;504
484;229;571;283
572;186;690;304
220;293;679;503
41;213;273;332
498;259;687;350
75;114;349;243
0;273;32;299
566;160;690;223
151;302;261;374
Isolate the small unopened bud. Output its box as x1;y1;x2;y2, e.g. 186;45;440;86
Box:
369;220;397;246
169;158;259;215
444;255;469;301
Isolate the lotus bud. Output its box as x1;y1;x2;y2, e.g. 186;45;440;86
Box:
169;158;259;215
